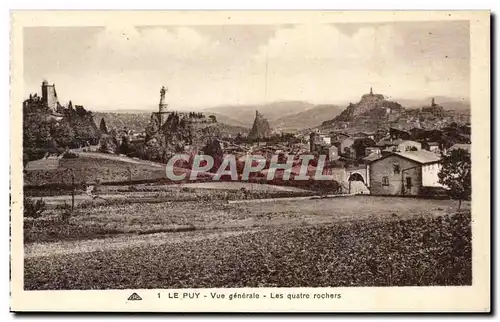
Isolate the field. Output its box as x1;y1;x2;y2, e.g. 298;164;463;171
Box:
24;196;472;289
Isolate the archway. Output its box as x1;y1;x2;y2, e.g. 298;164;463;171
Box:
348;172;365;183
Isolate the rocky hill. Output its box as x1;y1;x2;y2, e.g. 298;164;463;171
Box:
321;88;404;131
319;90;470;132
248;111;272;141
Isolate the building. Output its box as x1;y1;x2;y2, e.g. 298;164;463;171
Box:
365;146;381;156
425;142;441;154
330;131;350;142
328;145;339;160
368;150;443;196
379;139;422;154
353;131;375;140
448;143;471;154
319;134;331;145
41;80;59;111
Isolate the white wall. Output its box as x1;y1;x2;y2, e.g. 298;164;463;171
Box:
422;163;444;187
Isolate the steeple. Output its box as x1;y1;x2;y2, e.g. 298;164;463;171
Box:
370;87;373;95
431;97;436;106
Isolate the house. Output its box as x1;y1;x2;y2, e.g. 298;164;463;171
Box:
362;152;382;164
319;134;331;145
353;132;375;140
330;132;350;142
448;143;471;154
328;145;339;160
365;146;381;156
425;142;441;154
368;150;443;196
389;127;411;140
397;140;422;152
381;140;422;154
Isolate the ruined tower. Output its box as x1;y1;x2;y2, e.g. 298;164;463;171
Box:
41;80;58;111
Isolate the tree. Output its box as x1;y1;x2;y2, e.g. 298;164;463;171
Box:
99;118;108;134
202;138;224;173
352;138;376;159
438;149;471;210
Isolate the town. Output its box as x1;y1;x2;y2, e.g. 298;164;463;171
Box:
24;80;471;199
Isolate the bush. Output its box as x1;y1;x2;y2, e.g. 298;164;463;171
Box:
23;198;46;219
61;151;79;159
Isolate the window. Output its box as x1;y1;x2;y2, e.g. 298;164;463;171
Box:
393;163;400;174
382;176;389;186
406;177;412;189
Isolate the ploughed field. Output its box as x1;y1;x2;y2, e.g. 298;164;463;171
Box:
24;196;471;289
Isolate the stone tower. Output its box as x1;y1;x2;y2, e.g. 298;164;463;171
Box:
309;132;317;153
41;80;58;111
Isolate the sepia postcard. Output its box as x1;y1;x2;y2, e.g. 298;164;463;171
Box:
10;10;490;313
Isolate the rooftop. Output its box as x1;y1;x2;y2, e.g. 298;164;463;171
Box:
393;150;441;164
448;143;471;153
369;150;441;165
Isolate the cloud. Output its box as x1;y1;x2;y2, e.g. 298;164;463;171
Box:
24;22;470;111
251;23;468;103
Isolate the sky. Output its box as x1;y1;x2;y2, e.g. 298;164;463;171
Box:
23;21;470;111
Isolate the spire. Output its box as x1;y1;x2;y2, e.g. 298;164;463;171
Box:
370;87;373;95
431;97;436;106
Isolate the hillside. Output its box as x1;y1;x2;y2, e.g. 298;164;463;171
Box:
271;104;343;132
93;112;151;133
24;152;167;186
204;101;315;126
94;111;248;136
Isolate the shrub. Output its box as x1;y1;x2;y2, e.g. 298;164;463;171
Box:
61;210;73;222
23;198;46;219
61;151;79;159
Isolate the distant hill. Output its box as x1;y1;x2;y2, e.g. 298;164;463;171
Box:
271;104;343;132
396;96;470;111
203;112;250;129
204;101;315;126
